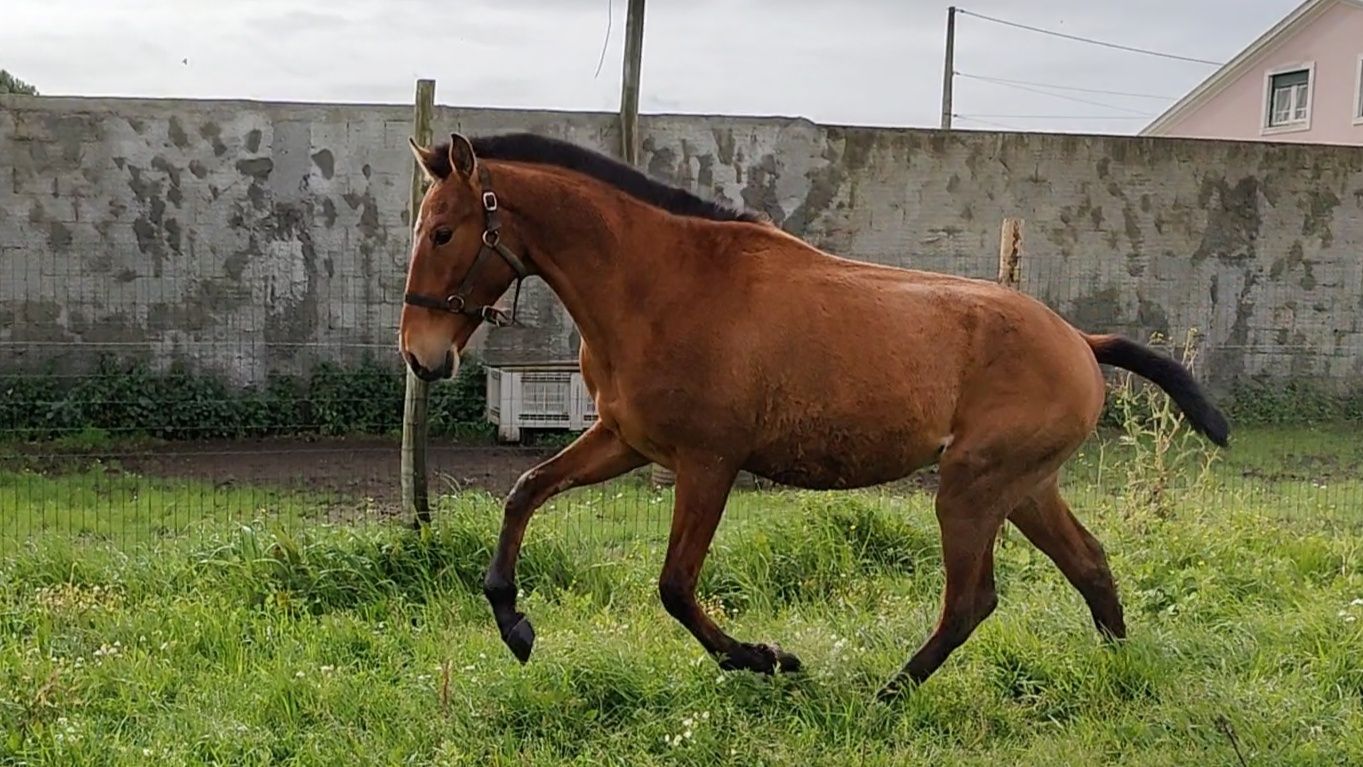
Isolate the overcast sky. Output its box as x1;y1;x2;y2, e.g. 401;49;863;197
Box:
2;0;1301;134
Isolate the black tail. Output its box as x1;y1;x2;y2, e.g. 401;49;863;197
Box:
1085;334;1230;447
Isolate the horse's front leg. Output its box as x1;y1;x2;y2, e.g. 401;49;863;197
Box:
484;422;647;662
659;453;802;674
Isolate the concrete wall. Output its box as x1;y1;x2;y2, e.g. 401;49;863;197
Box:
3;94;1362;391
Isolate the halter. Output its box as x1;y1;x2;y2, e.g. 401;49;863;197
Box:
403;166;532;327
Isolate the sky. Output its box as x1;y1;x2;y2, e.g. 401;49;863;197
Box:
1;0;1304;134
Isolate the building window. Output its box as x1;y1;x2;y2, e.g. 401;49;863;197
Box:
1267;68;1311;127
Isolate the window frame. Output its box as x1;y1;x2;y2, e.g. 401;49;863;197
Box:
1353;53;1363;125
1261;61;1315;135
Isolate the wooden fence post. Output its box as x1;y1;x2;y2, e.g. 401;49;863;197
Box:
995;216;1023;546
402;78;437;528
619;0;646;165
998;217;1023;290
616;0;664;486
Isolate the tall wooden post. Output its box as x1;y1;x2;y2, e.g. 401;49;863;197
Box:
614;0;667;486
940;6;956;130
619;0;646;164
997;217;1023;289
403;78;436;528
994;216;1023;545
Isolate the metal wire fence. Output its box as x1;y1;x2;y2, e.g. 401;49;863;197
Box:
4;245;1362;560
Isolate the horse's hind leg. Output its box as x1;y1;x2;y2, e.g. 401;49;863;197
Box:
659;453;801;675
877;429;1083;701
876;476;1004;700
1008;476;1126;640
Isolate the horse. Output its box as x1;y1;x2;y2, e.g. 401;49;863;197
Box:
398;131;1229;700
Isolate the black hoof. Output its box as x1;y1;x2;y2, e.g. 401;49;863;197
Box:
502;616;535;664
718;643;802;675
874;676;916;704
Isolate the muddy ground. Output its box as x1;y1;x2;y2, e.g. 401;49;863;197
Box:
11;437;558;509
8;435;943;513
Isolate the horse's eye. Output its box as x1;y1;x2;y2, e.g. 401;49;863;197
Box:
432;228;453;246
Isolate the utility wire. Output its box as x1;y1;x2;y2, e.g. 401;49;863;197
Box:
952;114;1022;130
593;0;613;78
958;72;1153;115
964;114;1151;120
957;8;1223;66
955;72;1177;101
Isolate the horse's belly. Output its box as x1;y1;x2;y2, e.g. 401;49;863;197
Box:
744;422;942;490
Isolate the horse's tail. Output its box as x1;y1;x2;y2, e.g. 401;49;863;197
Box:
1084;333;1230;447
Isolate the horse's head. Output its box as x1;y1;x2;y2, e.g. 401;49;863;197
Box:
400;133;530;381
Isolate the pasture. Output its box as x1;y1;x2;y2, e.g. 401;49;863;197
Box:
2;425;1361;766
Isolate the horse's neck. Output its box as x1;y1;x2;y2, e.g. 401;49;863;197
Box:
499;165;672;355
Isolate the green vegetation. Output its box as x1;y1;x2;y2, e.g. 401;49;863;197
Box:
1;484;1360;764
0;70;39;96
1;355;491;443
1;421;1361;765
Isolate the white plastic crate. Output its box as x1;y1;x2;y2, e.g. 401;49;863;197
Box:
485;365;598;442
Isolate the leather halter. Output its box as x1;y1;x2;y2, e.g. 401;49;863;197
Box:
403;166;532;327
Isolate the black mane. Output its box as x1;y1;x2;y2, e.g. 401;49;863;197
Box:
427;132;767;225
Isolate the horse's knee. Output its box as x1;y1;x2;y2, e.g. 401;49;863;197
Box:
504;468;544;514
658;576;691;620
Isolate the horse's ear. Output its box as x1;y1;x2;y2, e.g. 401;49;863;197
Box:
448;132;477;179
408;137;444;182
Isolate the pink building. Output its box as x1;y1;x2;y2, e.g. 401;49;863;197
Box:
1142;0;1363;145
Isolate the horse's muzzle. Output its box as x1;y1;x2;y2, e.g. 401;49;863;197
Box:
405;349;454;381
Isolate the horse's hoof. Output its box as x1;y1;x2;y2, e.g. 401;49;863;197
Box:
719;642;802;675
874;676;915;704
502;616;535;664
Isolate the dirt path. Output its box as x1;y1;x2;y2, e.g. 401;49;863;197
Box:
13;436;557;505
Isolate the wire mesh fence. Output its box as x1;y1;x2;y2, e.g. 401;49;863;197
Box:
4;245;1362;560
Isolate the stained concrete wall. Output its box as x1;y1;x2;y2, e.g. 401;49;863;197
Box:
3;94;1362;390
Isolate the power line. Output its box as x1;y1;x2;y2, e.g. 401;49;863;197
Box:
593;0;613;78
952;114;1022;130
957;72;1153;116
955;72;1178;101
964;114;1152;120
956;8;1223;66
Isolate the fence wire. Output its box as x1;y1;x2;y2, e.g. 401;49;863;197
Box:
2;223;1362;558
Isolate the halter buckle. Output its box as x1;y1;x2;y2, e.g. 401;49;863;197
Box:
480;306;513;327
482;191;498;211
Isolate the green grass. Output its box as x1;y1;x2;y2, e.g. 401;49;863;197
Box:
1;426;1362;765
0;465;331;546
1;425;1361;764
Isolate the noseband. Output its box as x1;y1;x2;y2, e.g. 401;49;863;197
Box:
403;166;532;328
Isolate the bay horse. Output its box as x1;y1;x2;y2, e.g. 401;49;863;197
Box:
399;132;1229;700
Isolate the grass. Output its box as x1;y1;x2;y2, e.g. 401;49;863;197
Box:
0;426;1361;765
